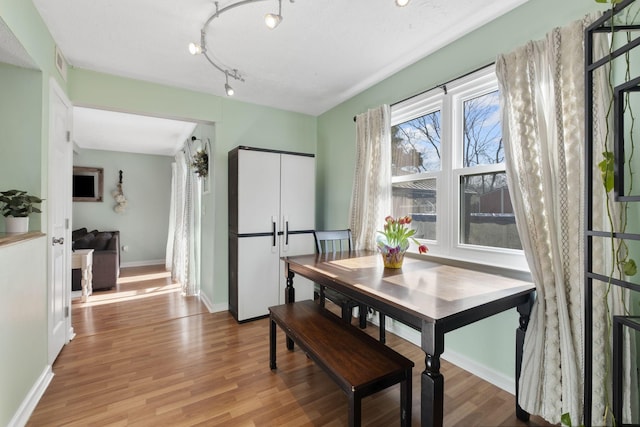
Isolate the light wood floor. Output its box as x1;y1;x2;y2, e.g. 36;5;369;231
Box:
27;265;554;426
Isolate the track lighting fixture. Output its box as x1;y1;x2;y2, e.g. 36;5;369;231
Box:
191;1;405;95
188;30;206;55
188;43;202;55
224;72;235;96
189;0;295;97
265;0;283;29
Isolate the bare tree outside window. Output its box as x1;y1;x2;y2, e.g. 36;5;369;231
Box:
463;91;503;167
391;88;521;251
391;110;441;175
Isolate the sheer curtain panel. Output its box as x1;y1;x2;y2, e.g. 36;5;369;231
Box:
497;14;636;425
167;141;201;296
350;105;391;250
497;16;588;424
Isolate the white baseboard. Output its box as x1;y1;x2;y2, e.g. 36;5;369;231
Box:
377;316;515;395
8;365;54;427
200;292;228;313
441;349;514;395
120;259;165;268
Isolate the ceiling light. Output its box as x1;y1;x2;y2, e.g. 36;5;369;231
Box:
188;43;202;55
192;0;295;96
265;0;283;29
395;0;410;6
188;30;206;55
264;13;282;29
225;73;235;96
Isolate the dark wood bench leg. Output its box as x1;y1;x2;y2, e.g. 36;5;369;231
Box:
341;303;352;324
358;304;367;329
270;317;277;370
348;392;362;427
379;313;386;344
400;369;412;427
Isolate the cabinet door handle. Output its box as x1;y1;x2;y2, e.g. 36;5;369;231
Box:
52;237;64;246
285;220;289;245
272;220;277;247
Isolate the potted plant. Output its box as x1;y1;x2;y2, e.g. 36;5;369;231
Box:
376;215;428;268
0;189;44;233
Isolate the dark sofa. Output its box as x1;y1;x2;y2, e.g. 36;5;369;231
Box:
72;228;120;291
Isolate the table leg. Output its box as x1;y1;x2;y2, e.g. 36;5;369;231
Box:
285;265;295;350
421;321;444;427
515;294;533;421
87;260;93;298
81;264;90;302
270;317;277;370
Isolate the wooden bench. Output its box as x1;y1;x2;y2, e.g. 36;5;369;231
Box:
269;300;413;427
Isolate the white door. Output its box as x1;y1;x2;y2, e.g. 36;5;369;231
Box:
280;153;315;232
279;153;316;303
237;149;280;234
48;80;72;364
237;236;280;321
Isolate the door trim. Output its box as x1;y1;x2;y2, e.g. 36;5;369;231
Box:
47;77;74;364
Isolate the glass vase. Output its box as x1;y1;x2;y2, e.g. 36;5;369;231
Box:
380;246;406;268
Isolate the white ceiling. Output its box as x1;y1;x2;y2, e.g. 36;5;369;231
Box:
3;0;529;156
73;107;197;156
31;0;527;116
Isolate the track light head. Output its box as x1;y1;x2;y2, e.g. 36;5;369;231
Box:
224;72;235;96
395;0;410;6
265;0;283;29
188;42;203;55
264;13;282;29
225;83;235;96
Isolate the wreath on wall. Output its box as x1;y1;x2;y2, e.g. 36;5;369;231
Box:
192;150;209;178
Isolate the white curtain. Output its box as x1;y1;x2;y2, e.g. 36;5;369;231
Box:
167;140;201;296
497;14;636;425
349;105;391;250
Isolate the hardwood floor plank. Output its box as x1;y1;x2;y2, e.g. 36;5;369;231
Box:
27;265;554;426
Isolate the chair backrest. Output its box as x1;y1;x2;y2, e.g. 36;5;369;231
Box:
313;229;353;254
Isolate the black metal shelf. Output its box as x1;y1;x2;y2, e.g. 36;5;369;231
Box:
585;1;640;425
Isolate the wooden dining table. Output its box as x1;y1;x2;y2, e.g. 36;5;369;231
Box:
281;250;536;427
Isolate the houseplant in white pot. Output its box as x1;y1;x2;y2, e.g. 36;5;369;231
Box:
0;189;44;233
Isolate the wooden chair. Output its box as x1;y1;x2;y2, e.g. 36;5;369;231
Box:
313;230;368;329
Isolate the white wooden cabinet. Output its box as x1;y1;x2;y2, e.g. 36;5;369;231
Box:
228;146;315;322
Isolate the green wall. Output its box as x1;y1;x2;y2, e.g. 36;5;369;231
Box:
72;149;174;265
193;122;217;305
0;1;60;425
0;0;620;424
317;0;605;383
0;62;43;231
69;69;317;309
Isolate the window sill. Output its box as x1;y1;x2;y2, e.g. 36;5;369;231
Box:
405;251;532;282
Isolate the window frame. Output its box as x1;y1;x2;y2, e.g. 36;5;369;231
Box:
391;65;528;271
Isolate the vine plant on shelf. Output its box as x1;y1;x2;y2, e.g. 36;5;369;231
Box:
562;1;639;426
596;0;638;280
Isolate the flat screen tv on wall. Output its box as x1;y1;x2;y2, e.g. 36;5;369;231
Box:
73;166;103;202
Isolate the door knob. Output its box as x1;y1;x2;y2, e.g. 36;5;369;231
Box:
52;237;64;245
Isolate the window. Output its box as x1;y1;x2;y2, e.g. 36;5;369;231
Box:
391;66;526;270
